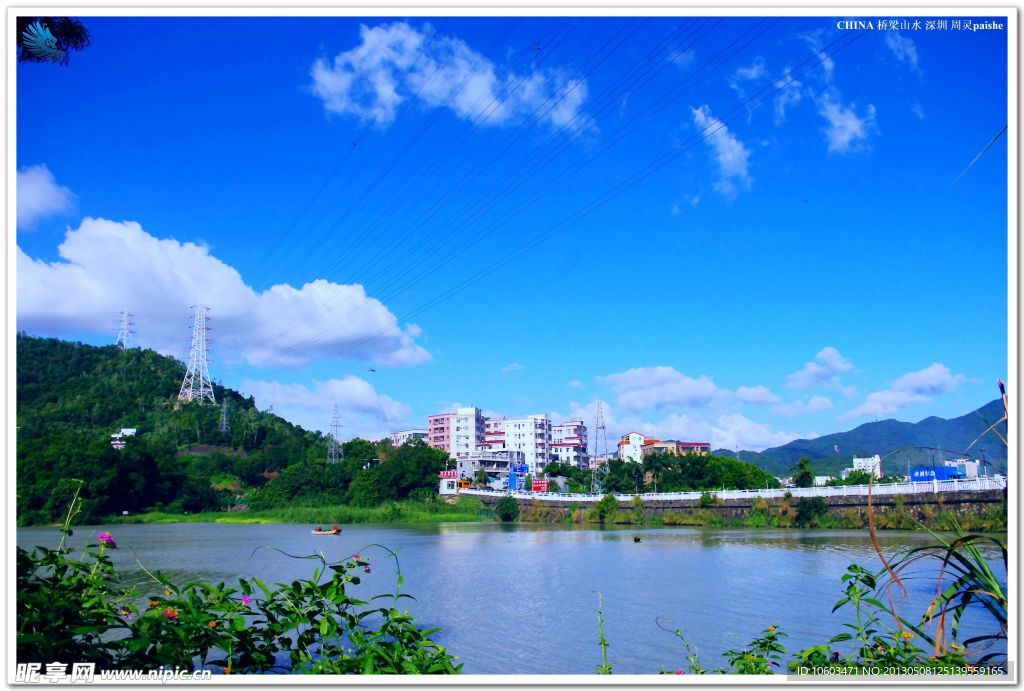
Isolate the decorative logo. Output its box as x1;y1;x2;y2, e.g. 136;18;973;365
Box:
21;21;66;63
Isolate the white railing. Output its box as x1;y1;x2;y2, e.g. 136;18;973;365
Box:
460;476;1007;504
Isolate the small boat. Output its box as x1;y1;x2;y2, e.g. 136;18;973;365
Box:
311;525;342;536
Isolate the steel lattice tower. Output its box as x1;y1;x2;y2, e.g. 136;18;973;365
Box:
116;311;134;351
327;405;343;463
178;306;216;404
218;401;230;433
590;401;610;494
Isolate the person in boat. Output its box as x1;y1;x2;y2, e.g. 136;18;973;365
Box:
315;525;323;532
332;523;341;532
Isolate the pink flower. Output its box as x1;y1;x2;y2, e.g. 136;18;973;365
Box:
163;608;179;620
98;532;117;548
352;553;361;559
675;669;686;675
241;594;252;606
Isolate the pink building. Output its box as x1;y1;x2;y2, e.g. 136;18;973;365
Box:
428;406;485;456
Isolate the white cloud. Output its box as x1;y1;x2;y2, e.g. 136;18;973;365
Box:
735;385;781;405
729;56;766;97
772;395;834;416
885;32;921;74
800;30;835;83
839;363;966;420
787;347;853;390
17;218;429;368
567;379;584;389
552;398;803;453
912;103;925;120
600;366;722;412
773;70;803;124
17;165;74;229
891;363;966;395
818;94;877;154
310;21;589;131
668;48;696;71
501;362;525;372
242;377;409;440
691;104;752;196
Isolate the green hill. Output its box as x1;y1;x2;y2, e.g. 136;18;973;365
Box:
716;399;1007;477
16;335;448;525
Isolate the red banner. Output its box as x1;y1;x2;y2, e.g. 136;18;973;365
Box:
439;469;457;479
532;479;548;492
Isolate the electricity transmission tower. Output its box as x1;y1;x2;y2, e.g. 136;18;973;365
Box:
327;405;343;463
218;401;230;434
590;401;609;494
115;310;134;350
178;305;216;404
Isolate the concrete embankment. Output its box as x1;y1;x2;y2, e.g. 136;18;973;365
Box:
471;489;1007;528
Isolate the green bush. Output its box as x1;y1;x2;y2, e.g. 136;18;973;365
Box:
794;497;829;528
495;495;519;522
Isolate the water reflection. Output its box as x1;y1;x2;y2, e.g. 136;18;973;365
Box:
17;522;1005;674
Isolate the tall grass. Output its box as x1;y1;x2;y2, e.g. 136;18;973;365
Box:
106;497;487;526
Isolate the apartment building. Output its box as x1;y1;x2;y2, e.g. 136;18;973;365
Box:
551;420;588;467
641;439;712;457
427;406;485;455
390;429;428;446
483;414;552;474
618;432;645;463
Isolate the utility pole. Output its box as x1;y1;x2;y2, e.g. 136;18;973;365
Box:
178;305;216;404
590;401;609;494
327;404;343;463
115;310;134;351
218;401;230;434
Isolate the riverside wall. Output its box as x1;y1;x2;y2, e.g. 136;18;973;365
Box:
472;489;1006;523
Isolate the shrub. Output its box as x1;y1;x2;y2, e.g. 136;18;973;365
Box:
495;495;519;522
794;497;829;528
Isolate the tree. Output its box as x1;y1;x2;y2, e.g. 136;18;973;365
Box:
642;453;670;492
791;457;816;488
473;468;489;488
495;495;519;522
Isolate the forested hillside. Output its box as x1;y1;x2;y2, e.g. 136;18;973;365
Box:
16;335;448;525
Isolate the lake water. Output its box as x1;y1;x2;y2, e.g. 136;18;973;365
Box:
17;522;1006;674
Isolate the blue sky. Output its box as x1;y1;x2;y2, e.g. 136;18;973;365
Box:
16;15;1010;450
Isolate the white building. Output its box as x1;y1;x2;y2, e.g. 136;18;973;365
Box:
945;458;981;478
552;420;588;467
390;429;428;446
617;432;645;464
483;414;552;474
852;455;883;478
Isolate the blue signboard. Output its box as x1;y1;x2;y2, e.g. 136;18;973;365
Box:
910;466;961;482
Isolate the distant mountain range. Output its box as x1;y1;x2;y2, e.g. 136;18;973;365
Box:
715;399;1008;477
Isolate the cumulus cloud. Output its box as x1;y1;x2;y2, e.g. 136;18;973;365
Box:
17;218;429;368
735;385;781;405
818;94;877;153
600;366;722;412
552;397;804;453
772;395;834;416
17;165;74;229
885;32;921;74
839;363;966;420
242;376;410;440
787;347;853;390
691;104;752;196
310;21;589;131
501;362;525;372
